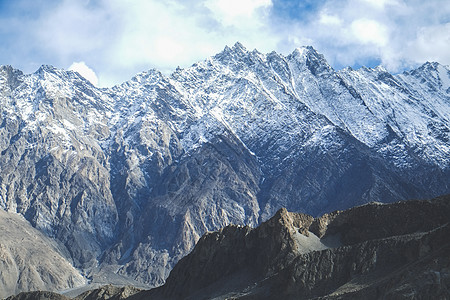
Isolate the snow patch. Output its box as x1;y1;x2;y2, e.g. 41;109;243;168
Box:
292;229;329;254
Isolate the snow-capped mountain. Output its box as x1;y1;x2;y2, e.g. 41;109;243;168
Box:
0;43;449;295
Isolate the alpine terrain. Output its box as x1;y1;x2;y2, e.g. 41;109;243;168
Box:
134;194;450;299
0;42;449;297
7;195;450;299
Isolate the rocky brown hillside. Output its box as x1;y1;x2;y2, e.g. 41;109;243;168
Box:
5;195;450;299
0;210;85;298
73;285;141;300
134;194;450;299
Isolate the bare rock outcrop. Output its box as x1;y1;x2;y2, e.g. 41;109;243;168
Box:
74;285;141;300
0;210;85;298
134;195;450;299
5;291;70;300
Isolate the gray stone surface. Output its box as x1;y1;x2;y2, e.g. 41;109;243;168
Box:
5;196;450;300
135;195;450;299
0;210;85;298
5;291;70;300
0;44;449;292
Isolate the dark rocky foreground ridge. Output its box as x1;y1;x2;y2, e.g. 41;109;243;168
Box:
134;194;450;299
0;43;450;294
6;194;450;299
5;285;141;300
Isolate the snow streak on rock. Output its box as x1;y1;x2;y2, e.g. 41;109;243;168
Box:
0;43;449;292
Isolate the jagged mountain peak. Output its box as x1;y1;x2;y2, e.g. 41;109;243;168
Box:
292;45;319;56
1;65;95;96
1;44;450;296
341;64;398;86
374;65;388;72
402;61;450;79
406;61;444;76
0;65;24;93
35;64;58;74
420;61;441;70
0;64;95;90
288;45;334;76
403;61;450;91
350;65;389;74
339;65;388;75
0;64;21;74
212;42;269;68
231;41;247;52
125;69;167;86
34;64;74;82
221;41;249;54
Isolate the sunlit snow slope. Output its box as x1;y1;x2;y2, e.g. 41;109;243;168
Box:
0;43;449;293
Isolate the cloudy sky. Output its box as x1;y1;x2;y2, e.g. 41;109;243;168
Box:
0;0;449;87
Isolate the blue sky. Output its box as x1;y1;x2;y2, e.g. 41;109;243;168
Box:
0;0;449;87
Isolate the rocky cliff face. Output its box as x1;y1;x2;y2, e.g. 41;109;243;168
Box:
5;195;450;299
0;43;449;293
135;194;450;300
0;210;85;298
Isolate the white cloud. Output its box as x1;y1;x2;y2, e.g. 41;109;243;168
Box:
33;0;276;86
409;23;450;63
205;0;272;26
37;1;112;60
319;13;342;26
273;0;450;72
68;61;99;86
99;0;277;85
351;19;388;46
358;0;399;9
1;0;448;86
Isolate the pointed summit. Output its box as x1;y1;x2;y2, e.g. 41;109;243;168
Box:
0;65;23;90
214;42;251;63
222;45;232;53
131;68;165;84
0;65;14;72
289;46;333;76
404;61;450;91
220;42;248;56
0;65;23;78
36;64;57;74
232;41;247;53
291;46;320;58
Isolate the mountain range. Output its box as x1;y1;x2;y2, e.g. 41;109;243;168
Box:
0;42;449;297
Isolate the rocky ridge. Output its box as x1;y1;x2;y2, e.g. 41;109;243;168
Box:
6;195;450;299
0;43;449;293
134;194;450;299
